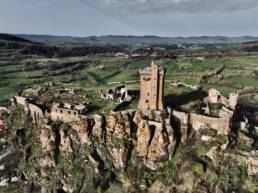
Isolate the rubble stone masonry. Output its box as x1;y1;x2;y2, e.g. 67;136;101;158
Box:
138;62;165;110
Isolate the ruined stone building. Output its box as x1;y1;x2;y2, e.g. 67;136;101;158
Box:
13;96;45;125
50;103;87;123
207;88;239;110
12;62;242;137
138;62;165;110
100;89;115;100
172;109;232;135
100;85;137;103
13;96;88;124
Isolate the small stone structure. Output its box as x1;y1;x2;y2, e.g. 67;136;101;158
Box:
207;88;239;110
100;89;115;100
138;62;165;110
22;85;46;97
14;96;45;125
169;80;201;91
229;93;239;110
59;88;81;95
115;52;129;58
100;85;136;103
50;103;87;123
14;96;28;106
208;89;227;104
28;103;45;124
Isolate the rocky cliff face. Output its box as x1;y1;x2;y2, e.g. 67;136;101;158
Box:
0;106;258;193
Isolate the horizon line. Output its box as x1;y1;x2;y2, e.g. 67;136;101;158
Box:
4;32;258;39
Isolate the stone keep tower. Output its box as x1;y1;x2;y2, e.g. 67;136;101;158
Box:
138;61;165;110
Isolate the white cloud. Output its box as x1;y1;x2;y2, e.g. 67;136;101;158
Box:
96;0;258;13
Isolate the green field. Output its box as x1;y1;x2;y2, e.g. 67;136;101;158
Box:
1;54;258;105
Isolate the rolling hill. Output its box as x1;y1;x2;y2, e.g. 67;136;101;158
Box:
16;34;258;45
0;33;30;43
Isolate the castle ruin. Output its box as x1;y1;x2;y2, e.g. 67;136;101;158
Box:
138;62;165;110
12;96;88;124
50;103;87;123
11;61;241;136
207;88;239;110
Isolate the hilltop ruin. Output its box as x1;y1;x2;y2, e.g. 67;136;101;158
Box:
138;62;165;110
11;62;241;137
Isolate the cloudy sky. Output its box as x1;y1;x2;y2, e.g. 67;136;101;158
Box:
0;0;257;37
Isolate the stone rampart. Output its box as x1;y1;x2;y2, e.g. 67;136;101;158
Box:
172;110;232;135
172;110;188;125
14;96;45;124
14;95;232;135
15;96;28;106
28;103;45;124
50;106;85;123
189;113;231;134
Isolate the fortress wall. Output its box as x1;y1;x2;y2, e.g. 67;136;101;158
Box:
171;110;188;125
15;96;27;106
171;110;231;135
13;94;232;135
220;96;229;107
148;120;163;128
14;95;86;124
139;110;168;122
189;113;231;134
28;103;44;124
50;107;82;123
14;96;45;124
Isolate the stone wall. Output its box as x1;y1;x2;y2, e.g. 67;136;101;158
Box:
14;96;45;124
50;106;86;123
172;110;232;135
172;110;188;125
14;96;88;124
15;96;28;106
229;93;239;110
28;103;44;124
14;94;232;136
207;88;239;110
169;80;200;91
189;113;231;135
